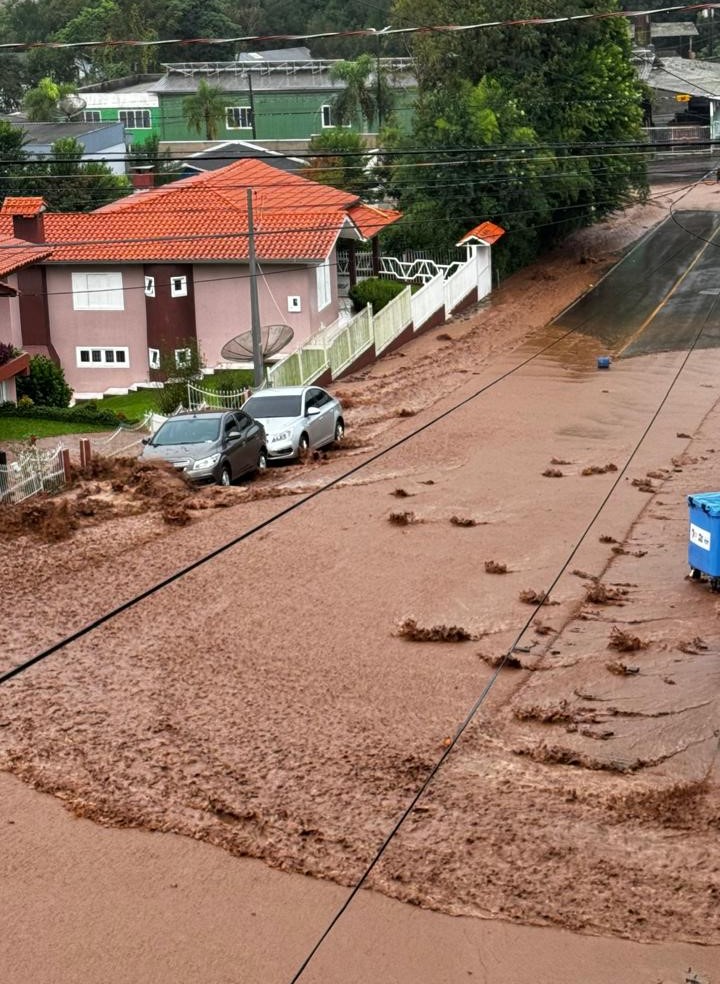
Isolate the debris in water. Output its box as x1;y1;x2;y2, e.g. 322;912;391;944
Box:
542;468;563;478
581;463;618;476
584;582;628;605
450;515;478;527
388;510;421;526
606;659;640;676
599;534;618;544
390;488;412;498
608;626;648;652
484;560;508;574
396;617;477;642
519;589;557;605
678;636;708;654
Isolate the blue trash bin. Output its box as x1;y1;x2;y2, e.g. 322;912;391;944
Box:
687;491;720;578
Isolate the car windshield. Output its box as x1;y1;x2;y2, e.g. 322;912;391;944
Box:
153;417;221;446
244;395;302;418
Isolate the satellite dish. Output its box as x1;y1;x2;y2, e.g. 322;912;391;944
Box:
221;324;294;362
58;94;87;119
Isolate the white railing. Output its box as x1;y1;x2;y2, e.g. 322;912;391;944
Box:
0;444;66;504
643;125;710;147
266;249;488;385
411;272;445;330
444;253;478;313
187;383;251;410
337;249;465;285
373;286;413;354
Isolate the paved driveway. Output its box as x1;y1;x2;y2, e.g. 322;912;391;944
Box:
556;210;720;356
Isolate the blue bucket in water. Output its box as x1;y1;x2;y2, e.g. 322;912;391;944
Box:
597;356;612;369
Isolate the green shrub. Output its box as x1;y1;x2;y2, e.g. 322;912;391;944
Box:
17;395;34;409
348;277;406;314
16;355;72;408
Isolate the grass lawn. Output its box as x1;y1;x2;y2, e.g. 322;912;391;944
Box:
76;389;157;420
75;372;254;420
0;418;112;442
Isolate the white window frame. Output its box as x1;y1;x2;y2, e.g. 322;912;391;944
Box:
148;348;160;370
72;272;124;311
226;106;253;130
170;275;188;298
118;109;151;129
144;275;155;298
316;257;332;312
83;110;102;123
175;347;191;368
76;346;130;368
321;104;334;128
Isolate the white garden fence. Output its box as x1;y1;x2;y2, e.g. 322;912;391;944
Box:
0;444;66;504
263;249;484;389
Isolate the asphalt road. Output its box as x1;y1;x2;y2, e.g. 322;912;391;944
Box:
556;210;720;357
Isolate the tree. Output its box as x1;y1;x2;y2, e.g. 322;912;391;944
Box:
307;129;373;197
182;80;227;141
33;137;132;211
22;77;78;121
388;0;646;270
129;134;181;186
0;122;30;201
330;55;377;130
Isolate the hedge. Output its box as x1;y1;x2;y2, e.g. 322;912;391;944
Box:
0;402;128;427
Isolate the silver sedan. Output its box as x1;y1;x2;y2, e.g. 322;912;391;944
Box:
242;385;344;460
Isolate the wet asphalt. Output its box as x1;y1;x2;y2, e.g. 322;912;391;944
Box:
556;210;720;357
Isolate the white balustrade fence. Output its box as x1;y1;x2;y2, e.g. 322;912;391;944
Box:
263;247;489;389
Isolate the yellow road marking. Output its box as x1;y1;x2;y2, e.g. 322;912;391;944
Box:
617;232;718;356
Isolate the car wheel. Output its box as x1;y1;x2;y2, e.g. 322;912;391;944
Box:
256;449;268;474
298;433;310;459
334;419;345;443
218;464;232;486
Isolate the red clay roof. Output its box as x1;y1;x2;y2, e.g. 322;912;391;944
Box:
0;235;52;276
457;221;505;246
0;160;401;265
347;203;402;239
0;197;46;216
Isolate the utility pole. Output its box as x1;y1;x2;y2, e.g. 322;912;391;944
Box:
246;188;264;388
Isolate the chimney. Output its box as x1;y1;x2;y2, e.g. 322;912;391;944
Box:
0;198;47;243
131;166;154;191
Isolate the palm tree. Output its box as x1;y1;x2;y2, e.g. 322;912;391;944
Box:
182;80;226;140
23;78;78;122
330;54;377;131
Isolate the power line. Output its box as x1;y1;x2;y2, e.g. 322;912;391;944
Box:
0;4;711;53
0;300;621;691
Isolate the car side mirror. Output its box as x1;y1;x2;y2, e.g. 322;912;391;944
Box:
141;437;151;445
307;406;320;416
226;429;242;440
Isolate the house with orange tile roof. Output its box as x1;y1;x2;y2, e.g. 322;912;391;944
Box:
0;160;401;398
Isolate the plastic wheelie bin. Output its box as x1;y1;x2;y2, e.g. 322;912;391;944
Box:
688;491;720;590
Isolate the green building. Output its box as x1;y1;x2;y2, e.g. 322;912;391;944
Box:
79;48;416;148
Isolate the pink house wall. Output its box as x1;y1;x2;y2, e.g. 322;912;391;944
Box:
46;266;148;397
36;251;340;397
193;251;339;367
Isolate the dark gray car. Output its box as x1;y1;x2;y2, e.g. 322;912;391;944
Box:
140;409;267;485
